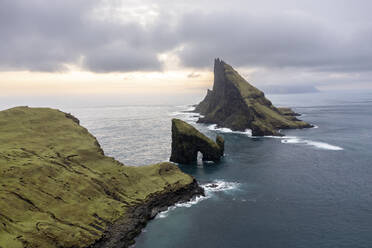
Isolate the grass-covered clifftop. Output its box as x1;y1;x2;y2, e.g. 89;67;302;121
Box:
170;119;224;164
0;107;198;248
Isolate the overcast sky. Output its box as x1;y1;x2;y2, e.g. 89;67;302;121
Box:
1;0;372;100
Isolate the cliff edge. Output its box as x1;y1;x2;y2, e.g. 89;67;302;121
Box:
195;59;312;136
0;107;203;248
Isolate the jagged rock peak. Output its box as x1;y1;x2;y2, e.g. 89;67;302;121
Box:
195;59;313;136
170;118;224;164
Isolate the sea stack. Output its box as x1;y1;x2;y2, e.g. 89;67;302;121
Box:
195;58;312;136
170;118;224;164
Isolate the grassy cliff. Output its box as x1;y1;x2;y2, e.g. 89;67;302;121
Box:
0;107;197;248
170;119;224;164
196;59;312;136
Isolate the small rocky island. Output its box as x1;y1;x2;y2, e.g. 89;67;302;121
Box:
170;119;224;164
0;107;204;248
195;58;312;136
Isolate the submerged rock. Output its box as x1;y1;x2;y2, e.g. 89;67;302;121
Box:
195;58;313;136
170;118;224;164
0;106;203;248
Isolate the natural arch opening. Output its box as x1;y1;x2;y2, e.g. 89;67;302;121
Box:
197;151;203;165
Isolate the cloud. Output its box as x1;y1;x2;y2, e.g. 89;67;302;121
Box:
187;72;201;78
0;0;175;72
176;9;372;73
1;0;372;89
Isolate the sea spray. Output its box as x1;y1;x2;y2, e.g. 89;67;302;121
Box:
156;180;240;219
208;124;253;136
207;121;343;151
169;108;204;123
175;106;343;154
281;138;343;150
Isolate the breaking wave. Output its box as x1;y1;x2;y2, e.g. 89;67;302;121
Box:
175;105;196;112
169;113;203;123
175;106;342;151
156;195;206;218
156;180;240;219
281;137;343;150
203;180;240;193
208;124;252;136
206;123;342;151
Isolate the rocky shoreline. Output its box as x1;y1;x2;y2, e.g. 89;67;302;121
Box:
90;179;204;248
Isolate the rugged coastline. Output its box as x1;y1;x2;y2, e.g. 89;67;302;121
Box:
195;59;313;136
91;179;204;248
0;107;204;248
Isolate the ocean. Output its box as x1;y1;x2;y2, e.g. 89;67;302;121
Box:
6;90;372;248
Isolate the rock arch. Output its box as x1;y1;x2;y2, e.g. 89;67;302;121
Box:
170;119;224;164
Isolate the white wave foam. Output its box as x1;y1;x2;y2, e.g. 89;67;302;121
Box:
303;140;343;150
156;208;173;218
169;111;202;118
202;180;240;193
156;180;240;219
175;105;195;110
281;137;343;150
185;106;196;112
207;122;342;151
262;135;297;139
169;111;192;116
175;194;208;208
281;138;302;144
208;124;252;136
169;110;204;123
157;194;208;219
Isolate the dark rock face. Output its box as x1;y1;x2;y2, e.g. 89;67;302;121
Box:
216;135;224;156
195;58;313;136
90;179;204;248
170;119;224;164
65;112;80;124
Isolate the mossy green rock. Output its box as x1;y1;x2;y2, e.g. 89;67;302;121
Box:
0;107;201;248
195;59;313;136
170;119;224;164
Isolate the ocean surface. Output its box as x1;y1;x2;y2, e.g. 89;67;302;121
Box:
6;91;372;248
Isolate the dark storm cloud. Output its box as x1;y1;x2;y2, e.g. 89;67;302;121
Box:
1;0;372;77
0;0;176;72
176;10;372;72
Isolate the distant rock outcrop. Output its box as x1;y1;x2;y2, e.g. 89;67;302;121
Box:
195;59;313;136
170;118;224;164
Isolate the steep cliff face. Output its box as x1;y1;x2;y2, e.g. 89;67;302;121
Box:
91;179;203;248
195;59;312;136
170;119;224;164
0;107;203;248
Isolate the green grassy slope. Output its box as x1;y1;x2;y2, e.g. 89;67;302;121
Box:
224;62;310;129
0;107;193;248
172;119;220;150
